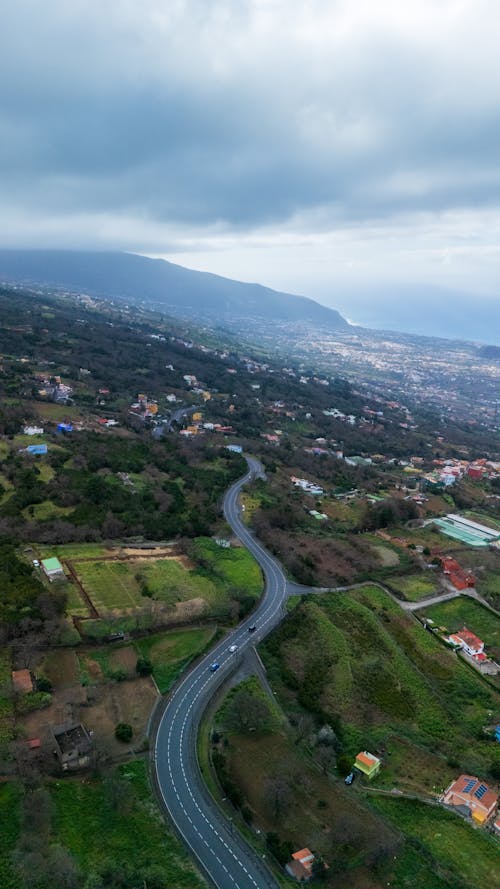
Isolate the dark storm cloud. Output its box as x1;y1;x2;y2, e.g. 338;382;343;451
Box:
2;0;500;255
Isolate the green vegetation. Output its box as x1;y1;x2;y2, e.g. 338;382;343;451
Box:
0;648;14;750
421;595;500;657
261;586;500;781
389;573;440;601
135;626;217;692
0;544;45;627
115;722;133;742
71;543;262;622
5;761;204;889
191;538;263;599
369;797;500;889
38;542;108;560
23;500;73;521
0;783;21;889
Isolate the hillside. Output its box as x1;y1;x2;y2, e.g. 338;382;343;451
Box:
0;248;349;331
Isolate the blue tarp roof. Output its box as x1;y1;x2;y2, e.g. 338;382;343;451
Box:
26;444;48;455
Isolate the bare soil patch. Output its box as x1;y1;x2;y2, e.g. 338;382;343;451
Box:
84;677;157;756
19;685;87;742
109;646;137;672
371;544;400;567
41;651;79;689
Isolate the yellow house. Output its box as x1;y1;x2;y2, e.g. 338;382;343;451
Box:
355;751;381;779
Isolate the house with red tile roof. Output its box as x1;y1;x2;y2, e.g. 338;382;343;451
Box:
440;557;475;591
442;775;498;825
285;849;315;882
449;627;484;657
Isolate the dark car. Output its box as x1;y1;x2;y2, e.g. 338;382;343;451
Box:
209;662;220;673
248;624;257;633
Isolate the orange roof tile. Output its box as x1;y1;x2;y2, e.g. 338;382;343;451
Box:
12;669;33;694
356;751;379;768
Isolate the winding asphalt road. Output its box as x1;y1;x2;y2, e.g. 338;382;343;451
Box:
153;456;291;889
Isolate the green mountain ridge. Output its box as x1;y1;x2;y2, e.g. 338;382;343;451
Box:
0;248;349;331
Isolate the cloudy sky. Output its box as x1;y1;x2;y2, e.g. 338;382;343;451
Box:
2;0;500;325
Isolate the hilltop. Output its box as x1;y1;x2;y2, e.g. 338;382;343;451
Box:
0;248;349;332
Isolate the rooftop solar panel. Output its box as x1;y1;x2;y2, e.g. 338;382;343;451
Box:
475;784;487;799
462;779;475;793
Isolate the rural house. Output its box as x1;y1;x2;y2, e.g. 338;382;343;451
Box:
41;557;65;582
448;627;484;657
440;557;475;590
285;848;315;882
355;751;381;779
442;774;498;825
52;722;94;771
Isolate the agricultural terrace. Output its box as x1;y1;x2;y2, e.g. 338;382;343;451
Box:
0;761;204;889
69;537;262;623
261;586;500;787
419;596;500;661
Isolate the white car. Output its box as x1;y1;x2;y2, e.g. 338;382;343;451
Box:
229;644;238;653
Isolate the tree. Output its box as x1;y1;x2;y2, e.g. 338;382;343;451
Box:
224;688;275;735
490;760;500;780
264;774;292;821
336;754;353;776
114;723;133;743
136;657;153;676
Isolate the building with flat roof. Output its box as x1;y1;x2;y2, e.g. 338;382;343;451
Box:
41;557;65;581
52;722;93;771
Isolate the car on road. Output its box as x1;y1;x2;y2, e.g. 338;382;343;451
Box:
209;662;220;673
229;644;237;653
248;624;257;633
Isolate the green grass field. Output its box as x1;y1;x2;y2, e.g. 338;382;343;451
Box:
65;583;90;617
369;797;500;889
75;561;144;612
192;537;263;598
135;626;217;692
420;596;500;657
390;573;440;601
72;540;263;617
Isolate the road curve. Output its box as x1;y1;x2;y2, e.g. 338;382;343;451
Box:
153;456;288;889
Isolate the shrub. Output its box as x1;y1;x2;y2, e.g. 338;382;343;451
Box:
115;722;133;743
337;754;353;776
136;657;153;676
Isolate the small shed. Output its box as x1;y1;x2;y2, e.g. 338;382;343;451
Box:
12;669;33;695
41;557;65;582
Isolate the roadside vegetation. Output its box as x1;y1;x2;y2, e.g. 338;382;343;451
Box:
0;761;204;889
